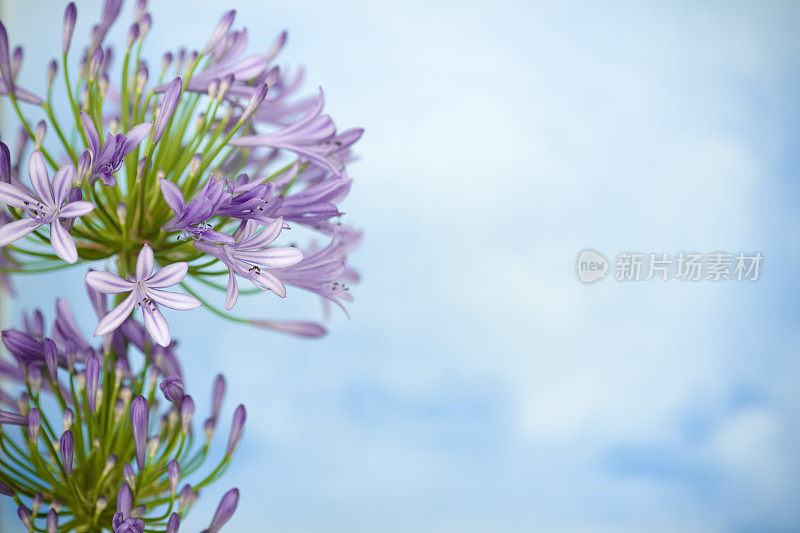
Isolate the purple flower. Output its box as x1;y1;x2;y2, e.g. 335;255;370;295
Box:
112;513;145;533
152;77;182;144
159;374;184;403
0;151;94;263
195;218;303;309
159;177;233;243
81;112;152;186
130;396;149;471
204;488;239;533
229;90;342;175
86;244;201;347
62;3;76;54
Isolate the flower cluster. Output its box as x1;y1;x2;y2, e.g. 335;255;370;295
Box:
0;288;244;532
0;0;363;531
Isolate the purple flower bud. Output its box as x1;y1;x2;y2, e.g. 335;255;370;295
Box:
0;21;13;86
89;48;103;79
62;3;77;55
180;394;194;434
60;430;73;475
123;463;136;488
32;493;43;514
203;417;216;441
0;480;15;496
47;59;58;86
130;396;149;470
27;408;40;442
202;10;235;55
206;488;239;533
62;408;73;432
161;52;173;73
139;13;152;37
86;352;100;413
127;23;140;50
178;483;194;513
27;364;42;394
166;513;180;533
212;374;225;420
34;120;46;147
153;77;182;144
241;82;268;122
0;141;11;183
77;150;92;181
44;339;59;380
11;46;23;82
17;505;32;529
226;405;246;456
167;460;179;495
47;508;58;533
117;483;132;515
159;374;184;403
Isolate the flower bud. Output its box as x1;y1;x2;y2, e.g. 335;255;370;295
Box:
178;484;194;513
136;61;148;93
62;3;77;55
166;513;180;533
0;480;15;496
76;151;91;183
88;48;103;79
180;394;194;434
117;483;132;515
27;408;40;442
203;417;216;442
0;141;10;183
34;120;46;149
46;509;58;533
17;506;32;530
122;464;136;488
59;430;73;476
147;436;159;459
130;396;149;470
27;364;42;394
127;23;140;50
206;488;239;533
161;52;173;74
226;405;246;456
96;496;108;513
47;59;58;87
212;374;225;420
168;460;179;495
202;10;235;55
152;77;182;144
242;82;268;122
32;493;44;514
159;374;184;403
102;454;117;477
85;352;100;413
62;408;73;432
140;13;151;38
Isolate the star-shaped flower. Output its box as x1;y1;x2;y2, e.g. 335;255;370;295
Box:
85;244;201;347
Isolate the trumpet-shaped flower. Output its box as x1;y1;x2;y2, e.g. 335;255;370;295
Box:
81;112;152;186
85;244;201;347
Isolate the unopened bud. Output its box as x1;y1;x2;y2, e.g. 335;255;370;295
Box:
47;59;58;87
27;364;42;394
127;23;140;50
62;408;73;432
34;121;46;149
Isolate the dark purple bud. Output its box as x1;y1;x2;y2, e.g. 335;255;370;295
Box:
202;10;235;55
117;482;132;515
86;352;100;413
0;479;15;496
212;374;225;420
130;396;149;470
60;430;73;475
166;513;180;533
113;514;145;533
159;374;184;404
0;141;10;182
152;77;182;144
127;23;140;50
206;488;239;533
226;405;246;456
0;21;12;86
62;3;77;55
44;338;59;380
17;505;32;529
122;463;135;487
167;460;179;494
27;408;40;442
27;365;42;394
47;508;58;532
180;395;194;434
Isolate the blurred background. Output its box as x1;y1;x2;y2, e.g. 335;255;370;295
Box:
2;0;800;531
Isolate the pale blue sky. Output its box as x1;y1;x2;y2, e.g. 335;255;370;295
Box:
2;0;800;531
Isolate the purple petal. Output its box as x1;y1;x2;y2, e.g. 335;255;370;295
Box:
146;262;188;288
51;166;75;204
250;320;327;338
201;10;235;54
243;217;284;248
252;270;287;298
49;220;78;263
153;78;182;144
0;181;37;208
0;218;39;247
135;244;154;280
94;292;136;336
28;151;54;206
85;270;132;293
225;270;238;310
120;122;153;156
145;288;201;310
235;247;303;268
159;178;185;214
0;22;11;87
58;200;95;218
142;306;170;347
80;112;101;156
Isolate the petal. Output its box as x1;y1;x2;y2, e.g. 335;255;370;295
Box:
52;166;75;204
159;178;185;214
145;288;202;310
135;244;155;280
120;122;153;156
49;220;78;263
85;270;133;293
28;151;54;205
59;201;95;218
146;262;188;288
81;112;101;156
225;270;238;310
251;270;287;298
142;306;170;347
0;217;39;246
0;181;37;208
94;292;137;336
235;247;303;268
243;217;284;248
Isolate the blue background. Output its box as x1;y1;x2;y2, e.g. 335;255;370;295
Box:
2;0;800;531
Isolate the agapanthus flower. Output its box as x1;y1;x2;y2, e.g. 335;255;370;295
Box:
0;151;93;262
80;112;152;186
195;218;303;309
86;243;201;346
